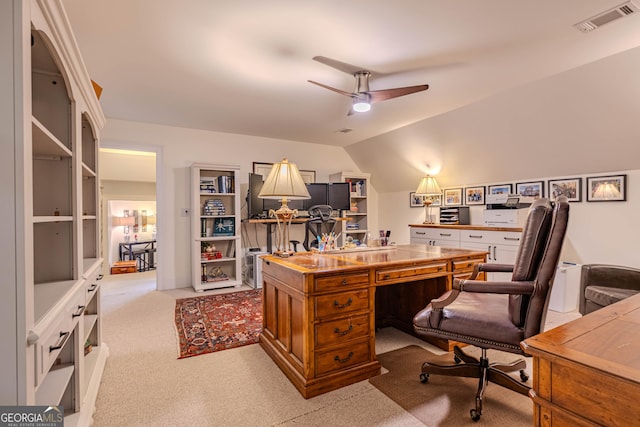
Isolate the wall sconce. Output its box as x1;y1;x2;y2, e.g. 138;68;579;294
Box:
147;214;157;239
258;158;310;257
415;175;442;224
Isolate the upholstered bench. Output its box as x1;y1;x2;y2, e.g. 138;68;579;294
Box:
579;264;640;315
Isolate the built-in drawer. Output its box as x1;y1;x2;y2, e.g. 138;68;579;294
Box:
315;314;370;348
410;227;460;241
35;311;73;387
314;271;369;293
67;285;86;327
452;257;485;274
315;340;370;376
84;267;103;304
314;289;369;320
376;262;448;284
460;230;522;246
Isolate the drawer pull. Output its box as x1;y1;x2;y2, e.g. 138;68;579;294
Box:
504;237;520;241
88;283;98;292
333;298;353;309
439;233;452;237
334;325;353;336
97;274;104;280
49;331;70;352
468;235;483;239
334;352;354;364
72;305;86;318
416;231;426;235
341;279;348;285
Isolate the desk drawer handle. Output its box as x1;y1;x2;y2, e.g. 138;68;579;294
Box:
88;284;98;293
439;233;452;237
504;237;520;241
334;352;354;364
334;325;353;336
49;331;70;352
334;298;353;309
72;305;85;318
341;279;348;285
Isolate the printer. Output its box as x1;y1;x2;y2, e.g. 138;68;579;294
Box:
483;194;533;227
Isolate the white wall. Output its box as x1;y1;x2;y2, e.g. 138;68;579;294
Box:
383;169;640;269
100;119;373;290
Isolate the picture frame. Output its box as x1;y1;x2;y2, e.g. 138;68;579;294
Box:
488;184;512;195
586;174;626;202
443;188;463;206
548;177;581;202
409;192;424;208
464;186;485;205
515;181;545;199
252;161;316;184
425;194;442;207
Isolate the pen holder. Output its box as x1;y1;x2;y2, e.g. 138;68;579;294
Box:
381;237;389;246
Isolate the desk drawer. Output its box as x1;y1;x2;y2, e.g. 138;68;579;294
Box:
315;340;370;376
314;289;369;320
376;262;448;284
453;257;485;273
315;314;370;348
314;272;369;293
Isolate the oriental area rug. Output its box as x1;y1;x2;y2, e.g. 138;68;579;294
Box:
174;289;262;359
369;345;532;426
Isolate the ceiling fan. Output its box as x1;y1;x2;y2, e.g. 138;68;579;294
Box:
308;56;429;115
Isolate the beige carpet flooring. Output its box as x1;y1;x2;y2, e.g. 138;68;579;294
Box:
92;271;580;426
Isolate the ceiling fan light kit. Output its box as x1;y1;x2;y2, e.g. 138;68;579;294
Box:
308;56;429;115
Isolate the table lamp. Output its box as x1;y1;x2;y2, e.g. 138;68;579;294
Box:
258;158;310;257
415;175;442;224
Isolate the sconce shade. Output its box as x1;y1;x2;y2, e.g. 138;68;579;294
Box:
258;159;311;200
112;216;135;227
415;176;442;196
147;215;157;225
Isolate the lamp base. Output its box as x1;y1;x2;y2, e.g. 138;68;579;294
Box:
423;200;435;224
269;201;299;257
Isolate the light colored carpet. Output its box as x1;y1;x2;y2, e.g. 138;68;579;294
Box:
369;345;531;426
92;271;578;426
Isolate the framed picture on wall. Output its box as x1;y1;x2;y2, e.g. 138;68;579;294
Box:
252;161;316;184
409;192;424;207
586;175;626;202
515;181;545;199
464;186;485;205
425;194;442;207
443;188;463;206
548;178;581;202
488;184;512;195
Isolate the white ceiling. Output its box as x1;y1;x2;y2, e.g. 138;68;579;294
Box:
62;0;640;147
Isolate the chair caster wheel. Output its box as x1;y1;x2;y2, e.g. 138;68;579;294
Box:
420;373;429;383
520;370;529;382
470;409;481;422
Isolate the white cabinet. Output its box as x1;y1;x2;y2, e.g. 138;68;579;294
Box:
459;229;522;280
410;227;460;248
191;163;242;291
2;1;107;422
330;172;370;246
409;225;523;281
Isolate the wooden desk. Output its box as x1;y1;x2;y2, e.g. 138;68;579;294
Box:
522;293;640;426
259;244;487;398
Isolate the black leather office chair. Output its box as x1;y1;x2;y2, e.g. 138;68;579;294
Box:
413;197;570;421
303;205;336;251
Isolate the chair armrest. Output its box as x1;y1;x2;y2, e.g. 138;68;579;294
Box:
454;278;535;295
476;263;514;273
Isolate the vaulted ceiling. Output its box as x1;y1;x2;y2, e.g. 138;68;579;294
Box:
63;1;640;149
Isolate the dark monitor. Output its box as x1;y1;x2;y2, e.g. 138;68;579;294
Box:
247;173;264;218
305;183;328;210
327;182;350;211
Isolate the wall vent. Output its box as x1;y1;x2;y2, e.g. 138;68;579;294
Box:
574;1;638;32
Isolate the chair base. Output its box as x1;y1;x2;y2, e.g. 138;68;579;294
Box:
420;346;530;422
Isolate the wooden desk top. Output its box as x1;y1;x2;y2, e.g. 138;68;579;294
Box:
246;217;349;224
409;224;523;232
261;244;488;275
522;292;640;384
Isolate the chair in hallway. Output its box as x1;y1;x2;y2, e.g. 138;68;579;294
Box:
413;196;570;421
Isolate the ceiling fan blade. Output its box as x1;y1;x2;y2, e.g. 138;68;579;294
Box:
308;80;354;98
312;56;376;76
368;84;429;103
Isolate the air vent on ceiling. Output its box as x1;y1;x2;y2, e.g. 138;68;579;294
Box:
574;1;638;32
